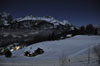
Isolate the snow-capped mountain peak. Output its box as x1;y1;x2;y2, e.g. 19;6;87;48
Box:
0;12;10;18
0;12;12;26
16;15;71;26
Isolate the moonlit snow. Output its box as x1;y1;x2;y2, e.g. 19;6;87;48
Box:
0;35;100;66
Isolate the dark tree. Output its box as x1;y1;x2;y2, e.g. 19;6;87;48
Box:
4;49;12;58
94;28;97;35
86;24;95;35
80;26;85;35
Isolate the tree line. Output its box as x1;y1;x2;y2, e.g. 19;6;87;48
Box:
79;24;97;35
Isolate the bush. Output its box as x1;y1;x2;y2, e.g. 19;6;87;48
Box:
0;51;4;55
4;49;12;58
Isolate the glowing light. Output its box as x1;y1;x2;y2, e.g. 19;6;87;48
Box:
16;46;20;50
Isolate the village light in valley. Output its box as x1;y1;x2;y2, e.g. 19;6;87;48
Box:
16;46;21;50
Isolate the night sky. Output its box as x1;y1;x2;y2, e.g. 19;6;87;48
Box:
0;0;100;26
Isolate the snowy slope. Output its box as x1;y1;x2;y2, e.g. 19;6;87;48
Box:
23;35;100;59
0;35;100;66
1;35;100;60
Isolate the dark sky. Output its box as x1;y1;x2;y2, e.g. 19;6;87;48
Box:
0;0;100;26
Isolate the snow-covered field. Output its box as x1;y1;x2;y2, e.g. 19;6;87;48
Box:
0;35;100;66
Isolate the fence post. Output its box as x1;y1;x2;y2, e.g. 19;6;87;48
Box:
88;46;90;64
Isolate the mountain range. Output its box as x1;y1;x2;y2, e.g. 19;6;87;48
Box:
0;12;78;31
0;12;79;47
